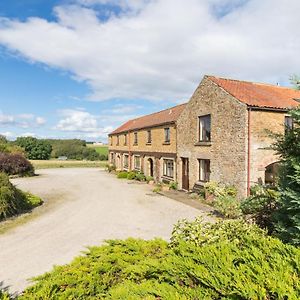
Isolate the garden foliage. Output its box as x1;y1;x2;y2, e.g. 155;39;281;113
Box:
19;219;300;299
0;172;42;221
0;153;34;176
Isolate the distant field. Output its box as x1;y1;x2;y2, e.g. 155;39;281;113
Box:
31;160;108;170
87;144;108;156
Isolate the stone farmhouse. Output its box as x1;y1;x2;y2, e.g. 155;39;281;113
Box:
108;75;300;197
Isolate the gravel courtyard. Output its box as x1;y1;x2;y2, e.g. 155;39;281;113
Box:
0;168;210;293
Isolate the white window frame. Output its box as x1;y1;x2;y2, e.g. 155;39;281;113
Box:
163;158;174;178
198;159;210;182
134;155;141;170
198;114;211;142
123;154;129;169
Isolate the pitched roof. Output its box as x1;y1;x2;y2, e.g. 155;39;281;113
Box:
110;103;186;135
208;76;300;110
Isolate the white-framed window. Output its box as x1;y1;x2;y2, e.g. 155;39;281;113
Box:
134;132;138;145
198;114;211;142
163;159;174;178
198;159;210;182
147;130;152;144
164;127;170;143
124;154;129;168
134;155;141;170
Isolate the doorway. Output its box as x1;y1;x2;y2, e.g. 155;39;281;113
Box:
148;158;154;177
182;157;189;190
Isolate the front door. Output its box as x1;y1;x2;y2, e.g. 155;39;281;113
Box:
182;158;189;190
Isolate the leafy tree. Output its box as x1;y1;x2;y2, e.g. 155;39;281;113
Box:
15;137;52;160
273;108;300;245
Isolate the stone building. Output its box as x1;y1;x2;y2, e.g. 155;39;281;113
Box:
108;104;186;183
109;75;300;197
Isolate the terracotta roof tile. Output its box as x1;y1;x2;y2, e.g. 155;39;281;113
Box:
208;76;300;109
110;103;186;135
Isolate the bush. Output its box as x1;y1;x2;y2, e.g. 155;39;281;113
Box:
127;171;137;180
214;194;242;218
241;185;280;233
20;220;300;299
135;172;146;182
146;176;154;183
204;181;237;202
106;164;116;173
117;171;128;179
153;183;163;193
0;153;34;176
168;181;178;190
15;137;52;160
0;173;42;221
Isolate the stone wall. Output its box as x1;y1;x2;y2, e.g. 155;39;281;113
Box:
177;76;248;197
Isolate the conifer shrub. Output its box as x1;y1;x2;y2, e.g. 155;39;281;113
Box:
19;219;300;299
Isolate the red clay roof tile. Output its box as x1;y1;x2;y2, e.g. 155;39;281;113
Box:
208;76;300;109
110;103;186;135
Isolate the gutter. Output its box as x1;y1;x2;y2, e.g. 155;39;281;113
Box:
247;107;251;196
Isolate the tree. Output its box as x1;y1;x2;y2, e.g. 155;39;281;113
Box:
15;137;52;160
273;108;300;245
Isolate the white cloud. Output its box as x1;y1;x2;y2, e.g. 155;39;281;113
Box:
0;0;299;103
0;112;46;128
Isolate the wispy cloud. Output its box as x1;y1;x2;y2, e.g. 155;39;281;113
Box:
0;112;46;128
0;0;298;103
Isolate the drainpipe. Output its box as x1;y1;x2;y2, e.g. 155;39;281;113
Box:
247;108;251;196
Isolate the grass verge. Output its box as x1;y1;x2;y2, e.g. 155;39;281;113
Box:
30;160;108;170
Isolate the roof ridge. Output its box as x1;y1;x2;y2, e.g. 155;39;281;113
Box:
207;75;299;91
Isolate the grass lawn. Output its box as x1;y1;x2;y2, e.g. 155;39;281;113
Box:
31;160;108;169
87;144;108;156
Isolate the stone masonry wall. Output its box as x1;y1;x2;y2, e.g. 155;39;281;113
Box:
177;76;248;197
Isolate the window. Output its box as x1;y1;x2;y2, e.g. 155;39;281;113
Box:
116;135;120;145
124;134;127;145
124;154;129;168
163;159;174;178
164;128;170;143
285;116;293;132
198;159;210;182
110;153;115;164
198;115;211;142
110;136;113;146
134;132;138;145
134;156;141;170
147;130;152;144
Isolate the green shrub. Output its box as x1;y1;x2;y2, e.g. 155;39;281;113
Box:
106;164;116;173
20;220;300;300
127;171;137;180
214;194;242;218
117;171;128;179
0;289;11;300
0;172;42;221
241;185;280;233
168;181;178;190
145;176;154;183
135;172;146;182
153;183;162;193
0;153;34;176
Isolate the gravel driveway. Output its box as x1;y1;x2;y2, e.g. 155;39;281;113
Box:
0;168;209;293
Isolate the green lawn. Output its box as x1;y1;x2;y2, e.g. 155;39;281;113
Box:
87;144;108;155
31;160;108;169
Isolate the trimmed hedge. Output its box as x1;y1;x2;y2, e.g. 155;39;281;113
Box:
19;219;300;299
0;153;34;176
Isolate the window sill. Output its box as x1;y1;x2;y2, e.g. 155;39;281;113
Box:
133;143;138;146
163;142;171;145
146;142;152;145
194;141;212;147
196;181;208;186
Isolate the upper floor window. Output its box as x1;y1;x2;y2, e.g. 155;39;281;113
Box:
198;114;211;142
164;127;170;143
163;159;174;178
198;159;210;182
116;135;120;145
110;136;113;146
147;130;152;144
134;132;138;145
124;134;127;145
285;116;293;133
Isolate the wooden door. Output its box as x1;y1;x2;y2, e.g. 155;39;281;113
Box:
182;158;189;190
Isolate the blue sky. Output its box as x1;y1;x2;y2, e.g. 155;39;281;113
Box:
0;0;299;141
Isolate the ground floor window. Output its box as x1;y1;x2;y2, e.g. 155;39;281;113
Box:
198;159;210;182
123;154;129;168
134;156;141;170
110;153;115;164
163;159;174;178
